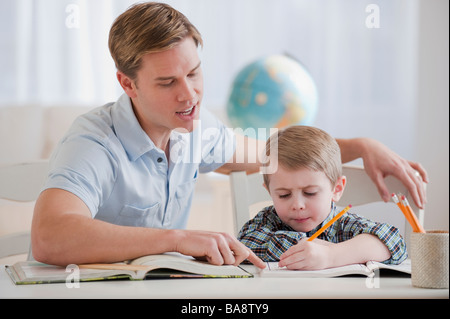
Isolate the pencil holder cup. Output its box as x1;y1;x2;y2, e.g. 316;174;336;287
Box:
410;230;449;289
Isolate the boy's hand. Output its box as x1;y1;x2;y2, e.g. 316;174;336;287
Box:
278;238;334;270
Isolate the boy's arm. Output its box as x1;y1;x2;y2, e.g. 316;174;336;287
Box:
279;234;391;270
279;213;407;270
330;234;391;265
338;213;408;265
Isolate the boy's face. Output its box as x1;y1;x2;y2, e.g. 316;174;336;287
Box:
265;165;346;233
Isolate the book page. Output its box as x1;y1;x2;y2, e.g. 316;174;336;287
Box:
366;259;411;275
7;261;136;284
131;253;251;277
260;262;371;278
20;262;68;280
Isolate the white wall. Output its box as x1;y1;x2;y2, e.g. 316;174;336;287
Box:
0;0;423;162
0;0;448;232
416;0;449;230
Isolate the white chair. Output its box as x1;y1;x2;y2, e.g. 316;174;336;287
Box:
230;165;424;248
0;160;49;260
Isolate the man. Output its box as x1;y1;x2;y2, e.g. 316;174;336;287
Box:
31;2;427;267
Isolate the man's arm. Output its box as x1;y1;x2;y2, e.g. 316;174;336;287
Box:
218;134;428;209
215;134;264;175
31;188;265;268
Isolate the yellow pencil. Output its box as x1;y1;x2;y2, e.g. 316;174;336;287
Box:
401;195;426;233
308;205;352;241
391;193;425;233
391;193;415;230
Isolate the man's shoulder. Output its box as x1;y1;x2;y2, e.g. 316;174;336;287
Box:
70;104;115;138
49;102;123;167
58;102;122;153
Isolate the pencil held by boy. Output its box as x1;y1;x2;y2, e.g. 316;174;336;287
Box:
238;126;407;270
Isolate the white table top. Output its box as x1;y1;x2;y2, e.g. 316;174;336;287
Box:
1;265;448;299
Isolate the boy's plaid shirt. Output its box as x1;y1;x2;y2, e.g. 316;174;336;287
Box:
237;204;407;264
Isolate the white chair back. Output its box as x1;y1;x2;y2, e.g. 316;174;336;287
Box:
0;160;49;260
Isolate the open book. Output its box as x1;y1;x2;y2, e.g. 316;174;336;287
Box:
5;253;252;285
259;259;411;278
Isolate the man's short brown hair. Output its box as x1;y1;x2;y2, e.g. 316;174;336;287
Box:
108;2;203;80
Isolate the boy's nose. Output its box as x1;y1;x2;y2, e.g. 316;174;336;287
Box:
291;196;306;211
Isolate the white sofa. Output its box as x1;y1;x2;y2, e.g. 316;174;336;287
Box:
0;106;95;164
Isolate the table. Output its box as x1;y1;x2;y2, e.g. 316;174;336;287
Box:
1;265;447;299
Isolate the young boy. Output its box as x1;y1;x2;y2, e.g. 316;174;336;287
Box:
238;126;407;270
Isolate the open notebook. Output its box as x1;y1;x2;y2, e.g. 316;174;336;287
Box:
6;253;253;285
258;259;411;278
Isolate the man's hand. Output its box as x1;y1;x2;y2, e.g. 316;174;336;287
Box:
359;138;428;208
338;137;428;209
173;230;266;269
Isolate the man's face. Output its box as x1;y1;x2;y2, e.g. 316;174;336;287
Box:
121;37;203;141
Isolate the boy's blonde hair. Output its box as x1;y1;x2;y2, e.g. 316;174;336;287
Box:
108;2;203;80
263;126;342;188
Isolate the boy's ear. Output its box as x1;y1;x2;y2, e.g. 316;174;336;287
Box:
116;71;138;99
331;175;346;202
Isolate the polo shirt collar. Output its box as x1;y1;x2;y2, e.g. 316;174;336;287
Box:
111;94;190;162
112;94;156;161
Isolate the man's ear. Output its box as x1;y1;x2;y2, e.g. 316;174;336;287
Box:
331;175;347;202
116;71;138;98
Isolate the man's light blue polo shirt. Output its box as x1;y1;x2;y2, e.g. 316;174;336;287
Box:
44;94;235;229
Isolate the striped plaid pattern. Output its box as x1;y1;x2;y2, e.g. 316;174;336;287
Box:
238;205;407;264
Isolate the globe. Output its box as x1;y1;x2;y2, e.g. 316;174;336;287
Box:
226;54;318;139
